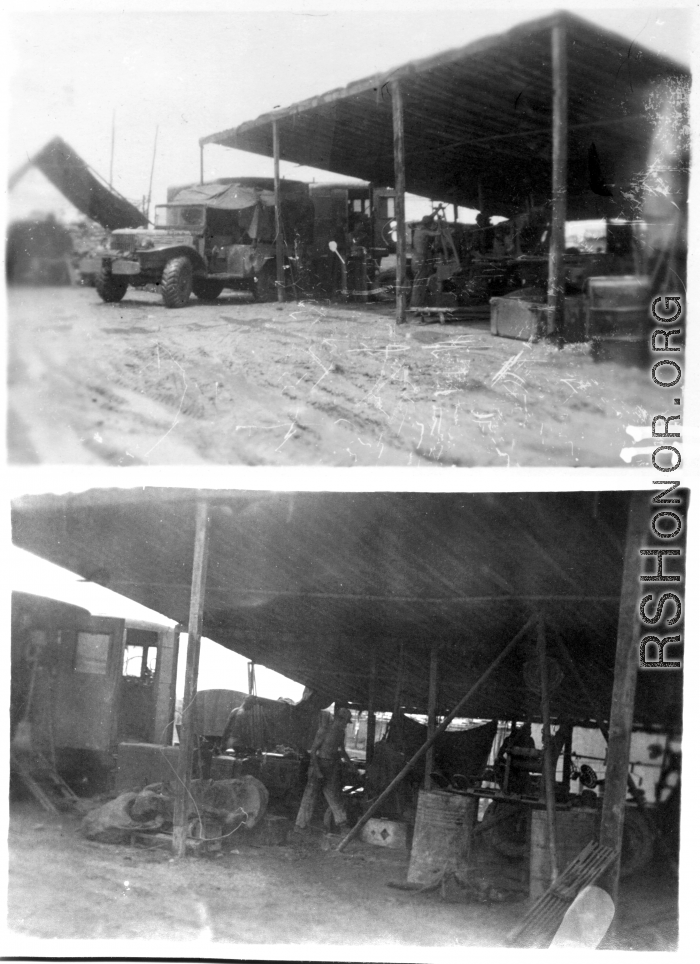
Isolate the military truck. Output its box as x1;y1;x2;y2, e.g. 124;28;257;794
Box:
82;177;314;308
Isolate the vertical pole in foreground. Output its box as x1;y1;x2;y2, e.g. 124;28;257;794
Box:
165;624;181;747
390;81;407;325
548;21;568;344
366;649;377;766
199;143;204;185
272;118;285;303
537;614;559;884
600;492;648;907
424;643;439;790
391;643;405;722
173;501;211;857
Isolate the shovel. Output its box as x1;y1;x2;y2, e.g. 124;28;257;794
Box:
550;884;615;949
328;240;345;264
328;241;348;299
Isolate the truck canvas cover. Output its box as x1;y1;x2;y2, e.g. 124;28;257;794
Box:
170;181;276;210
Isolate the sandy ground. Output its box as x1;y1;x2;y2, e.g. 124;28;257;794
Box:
7;286;669;467
6;800;519;953
5;800;678;956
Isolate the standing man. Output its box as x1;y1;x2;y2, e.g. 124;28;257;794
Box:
221;695;259;754
409;215;439;308
295;703;354;833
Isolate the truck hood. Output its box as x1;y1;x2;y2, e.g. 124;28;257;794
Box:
110;228;198;248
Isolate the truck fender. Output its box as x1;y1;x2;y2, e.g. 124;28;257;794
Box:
141;245;207;275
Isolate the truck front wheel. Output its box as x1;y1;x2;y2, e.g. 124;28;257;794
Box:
192;278;224;301
96;266;128;303
161;256;193;308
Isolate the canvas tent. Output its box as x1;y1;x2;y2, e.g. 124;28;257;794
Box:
9;137;148;231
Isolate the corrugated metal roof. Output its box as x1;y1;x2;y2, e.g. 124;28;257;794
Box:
11;488;684;729
202;11;689;220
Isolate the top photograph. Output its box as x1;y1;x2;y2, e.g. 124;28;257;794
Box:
7;6;690;467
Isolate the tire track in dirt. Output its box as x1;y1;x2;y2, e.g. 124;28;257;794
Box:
9;287;665;466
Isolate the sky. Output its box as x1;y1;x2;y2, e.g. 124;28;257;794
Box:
6;2;695;222
10;545;304;700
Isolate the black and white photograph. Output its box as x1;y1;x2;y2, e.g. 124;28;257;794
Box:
6;486;691;954
4;1;697;959
6;2;691;468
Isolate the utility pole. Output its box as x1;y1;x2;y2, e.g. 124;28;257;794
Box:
146;126;159;222
109;110;116;189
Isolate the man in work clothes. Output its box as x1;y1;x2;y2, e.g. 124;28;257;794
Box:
409;215;439;308
295;704;354;833
221;695;259;754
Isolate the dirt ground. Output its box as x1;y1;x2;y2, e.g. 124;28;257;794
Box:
6;800;678;956
6;800;519;954
7;286;669;467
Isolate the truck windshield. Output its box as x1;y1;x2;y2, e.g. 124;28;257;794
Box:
155;205;206;229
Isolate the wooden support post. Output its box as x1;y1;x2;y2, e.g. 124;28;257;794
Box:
477;178;485;215
537;614;559;884
391;642;404;723
599;492;648;905
165;624;181;746
272;118;285;303
199;143;204;186
562;722;573;790
366;649;377;766
424;643;439;790
172;501;211;858
548;21;568;345
337;614;536;852
390;81;407;325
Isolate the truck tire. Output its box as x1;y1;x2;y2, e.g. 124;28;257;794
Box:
192;278;224;301
161;256;193;308
619;808;655;878
252;260;279;302
96;266;127;303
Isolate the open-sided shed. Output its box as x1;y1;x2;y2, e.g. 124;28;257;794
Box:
11;488;683;730
12;486;685;890
201;11;689;326
202;12;686;219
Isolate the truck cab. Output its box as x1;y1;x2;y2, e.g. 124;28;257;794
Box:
83;178;314;308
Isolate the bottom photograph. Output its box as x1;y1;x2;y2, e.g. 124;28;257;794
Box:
8;488;686;954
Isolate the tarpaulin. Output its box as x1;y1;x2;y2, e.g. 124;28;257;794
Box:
15;137;149;230
170;182;275;210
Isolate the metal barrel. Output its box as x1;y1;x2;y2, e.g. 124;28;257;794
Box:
586;275;653;365
407;789;478;885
